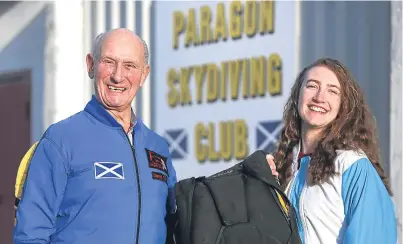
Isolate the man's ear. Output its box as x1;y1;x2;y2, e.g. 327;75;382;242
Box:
86;53;95;79
139;65;150;87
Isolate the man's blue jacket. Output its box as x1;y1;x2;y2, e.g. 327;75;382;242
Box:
14;96;177;244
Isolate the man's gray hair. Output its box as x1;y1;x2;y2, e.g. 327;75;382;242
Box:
92;30;150;64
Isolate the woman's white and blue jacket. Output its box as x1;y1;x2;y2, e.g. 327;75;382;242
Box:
285;143;397;244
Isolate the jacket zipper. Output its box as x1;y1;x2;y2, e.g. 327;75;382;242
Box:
299;187;308;244
123;130;141;244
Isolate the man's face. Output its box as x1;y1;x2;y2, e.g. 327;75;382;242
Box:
87;31;150;112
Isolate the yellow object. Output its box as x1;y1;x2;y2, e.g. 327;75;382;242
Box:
14;142;38;225
275;190;289;217
15;142;38;204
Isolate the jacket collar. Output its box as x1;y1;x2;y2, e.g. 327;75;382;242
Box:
84;95;141;130
291;142;301;173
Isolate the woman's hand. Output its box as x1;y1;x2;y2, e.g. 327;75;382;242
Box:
266;154;279;177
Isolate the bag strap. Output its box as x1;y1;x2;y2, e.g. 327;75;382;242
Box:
175;177;197;244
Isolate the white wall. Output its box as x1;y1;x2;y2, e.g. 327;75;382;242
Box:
43;1;87;128
0;3;47;143
390;1;402;242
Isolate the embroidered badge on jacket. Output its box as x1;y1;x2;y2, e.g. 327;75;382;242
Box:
152;171;167;184
145;149;168;175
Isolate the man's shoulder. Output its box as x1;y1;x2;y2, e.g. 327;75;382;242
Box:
43;110;89;140
140;123;170;153
141;124;168;146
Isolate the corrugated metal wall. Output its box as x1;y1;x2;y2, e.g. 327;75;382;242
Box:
300;1;391;172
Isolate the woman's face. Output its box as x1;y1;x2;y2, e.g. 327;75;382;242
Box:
298;66;342;131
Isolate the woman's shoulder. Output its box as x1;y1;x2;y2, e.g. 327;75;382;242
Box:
333;149;369;174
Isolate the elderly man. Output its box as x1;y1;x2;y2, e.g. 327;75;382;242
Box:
14;28;177;244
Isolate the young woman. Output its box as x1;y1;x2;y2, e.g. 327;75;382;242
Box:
266;58;397;244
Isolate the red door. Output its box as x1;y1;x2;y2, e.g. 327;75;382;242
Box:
0;70;31;244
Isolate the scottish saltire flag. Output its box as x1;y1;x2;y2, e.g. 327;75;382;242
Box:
256;120;283;153
164;129;188;160
94;162;124;180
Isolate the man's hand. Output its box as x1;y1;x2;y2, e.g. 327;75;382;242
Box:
266;154;279;177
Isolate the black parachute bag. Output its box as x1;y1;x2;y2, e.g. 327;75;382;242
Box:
173;150;301;244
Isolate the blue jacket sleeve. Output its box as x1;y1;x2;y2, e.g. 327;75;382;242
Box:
341;158;397;244
165;155;178;244
14;137;68;244
167;155;177;214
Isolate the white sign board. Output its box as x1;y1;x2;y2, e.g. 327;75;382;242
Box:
153;0;298;180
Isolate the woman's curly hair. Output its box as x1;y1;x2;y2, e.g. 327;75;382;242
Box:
274;58;392;195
